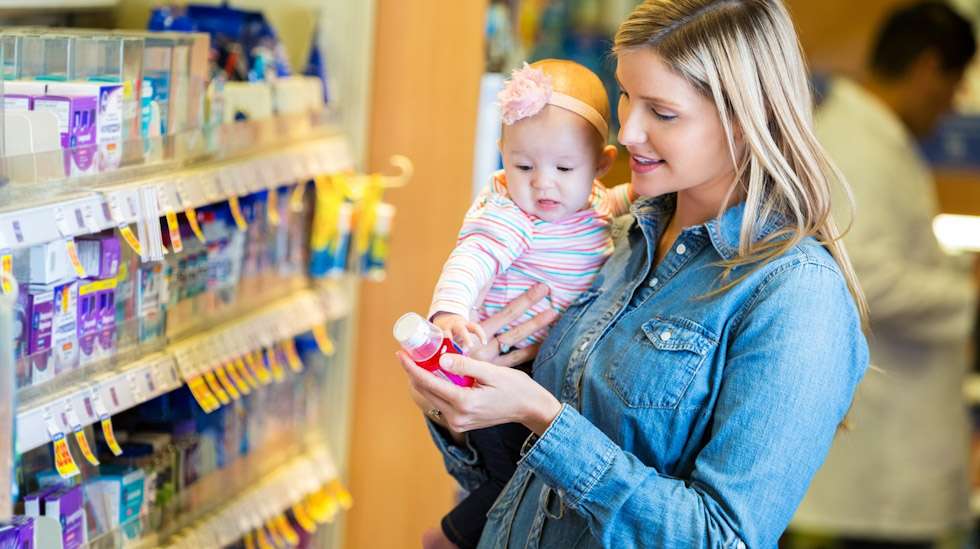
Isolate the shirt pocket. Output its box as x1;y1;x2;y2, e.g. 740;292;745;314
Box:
605;317;716;409
536;289;603;365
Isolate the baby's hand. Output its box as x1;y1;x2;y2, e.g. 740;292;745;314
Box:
432;312;488;353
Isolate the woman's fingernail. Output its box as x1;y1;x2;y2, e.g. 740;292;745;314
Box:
439;355;453;369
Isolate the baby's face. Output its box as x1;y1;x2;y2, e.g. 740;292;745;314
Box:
501;105;601;222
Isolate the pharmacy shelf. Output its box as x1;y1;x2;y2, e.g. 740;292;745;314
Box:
15;352;180;454
0;134;352;252
14;281;351;455
159;446;342;549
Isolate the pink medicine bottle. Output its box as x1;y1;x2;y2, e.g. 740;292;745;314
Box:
393;313;474;388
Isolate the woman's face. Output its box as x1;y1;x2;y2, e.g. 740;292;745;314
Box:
616;48;738;203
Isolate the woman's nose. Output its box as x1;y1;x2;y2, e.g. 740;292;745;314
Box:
618;107;646;147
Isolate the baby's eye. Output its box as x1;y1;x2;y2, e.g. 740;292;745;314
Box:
557;166;573;172
515;164;532;172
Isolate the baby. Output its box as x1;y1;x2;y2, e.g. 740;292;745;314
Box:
424;60;633;549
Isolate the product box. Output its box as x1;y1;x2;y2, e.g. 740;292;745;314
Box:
0;516;34;549
24;287;55;386
23;485;61;516
83;468;144;540
76;234;121;280
137;263;164;343
4;94;32;110
47;82;124;171
43;485;86;549
13;239;76;286
76;285;99;366
96;287;116;358
33;95;97;149
51;280;80;376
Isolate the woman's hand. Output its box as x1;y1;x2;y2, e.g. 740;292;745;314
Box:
398;351;563;436
469;283;559;367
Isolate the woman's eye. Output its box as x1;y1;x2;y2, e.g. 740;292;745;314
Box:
652;109;677;121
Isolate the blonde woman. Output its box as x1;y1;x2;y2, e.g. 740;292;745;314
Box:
399;0;869;546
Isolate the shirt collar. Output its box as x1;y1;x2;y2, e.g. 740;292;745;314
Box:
631;194;786;260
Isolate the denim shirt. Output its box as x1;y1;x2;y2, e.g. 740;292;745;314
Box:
428;195;869;549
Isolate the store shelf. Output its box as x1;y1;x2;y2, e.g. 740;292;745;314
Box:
15;352;180;454
158;446;341;549
0;132;352;252
15;281;351;455
0;0;117;8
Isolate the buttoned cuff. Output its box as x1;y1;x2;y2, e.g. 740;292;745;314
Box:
519;404;618;509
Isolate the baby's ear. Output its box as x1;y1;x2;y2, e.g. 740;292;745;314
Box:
595;145;618;178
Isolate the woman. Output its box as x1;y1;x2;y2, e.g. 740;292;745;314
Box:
400;1;869;546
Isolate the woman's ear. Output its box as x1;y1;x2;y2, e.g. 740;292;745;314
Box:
595;145;618;178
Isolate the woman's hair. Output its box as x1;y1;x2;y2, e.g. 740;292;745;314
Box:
614;0;869;324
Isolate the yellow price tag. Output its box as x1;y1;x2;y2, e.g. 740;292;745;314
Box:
266;347;286;383
274;514;299;546
225;361;251;395
264;521;285;548
65;239;87;278
291;503;317;533
313;325;335;357
256;527;274;549
73;429;101;466
268;188;281;226
244;531;257;549
165;211;183;253
281;340;304;373
52;434;81;479
118;225;143;256
187;376;220;412
228;196;248;232
234;357;259;389
203;370;230;405
246;351;272;385
289;182;306;212
185;208;207;243
330;480;353;510
100;417;124;456
214;365;241;400
1;253;14;295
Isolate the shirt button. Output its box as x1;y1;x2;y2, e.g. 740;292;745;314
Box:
676;243;687;255
660;331;672;341
648;277;659;288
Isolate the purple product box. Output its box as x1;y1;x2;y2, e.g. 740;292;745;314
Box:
52;281;80;377
24;485;62;516
77;235;121;280
44;485;86;549
32;95;97;150
0;516;35;549
96;288;117;358
25;288;55;386
77;286;99;366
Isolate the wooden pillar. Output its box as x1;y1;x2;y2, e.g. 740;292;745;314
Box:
346;2;488;548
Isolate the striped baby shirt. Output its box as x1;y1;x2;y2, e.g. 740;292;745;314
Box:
429;170;632;348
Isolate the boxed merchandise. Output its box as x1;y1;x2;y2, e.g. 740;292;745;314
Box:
137;263;165;343
42;484;86;549
76;234;121;280
51;280;80;377
0;516;34;549
32;95;97;149
23;485;61;516
13;239;76;286
24;287;55;386
96;287;116;358
3;80;47;111
47;82;123;170
76;284;99;366
83;467;145;539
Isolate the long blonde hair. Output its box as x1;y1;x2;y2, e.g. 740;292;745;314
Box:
615;0;869;325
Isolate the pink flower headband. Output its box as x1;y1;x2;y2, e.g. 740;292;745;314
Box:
497;63;610;142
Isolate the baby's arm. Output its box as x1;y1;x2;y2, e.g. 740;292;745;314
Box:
604;182;637;217
429;193;534;350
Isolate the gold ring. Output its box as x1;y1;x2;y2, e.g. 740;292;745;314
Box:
427;408;442;419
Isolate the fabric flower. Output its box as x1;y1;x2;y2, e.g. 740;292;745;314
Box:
497;63;554;125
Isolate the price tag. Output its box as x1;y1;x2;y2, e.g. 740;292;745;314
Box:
225;360;251;395
228;195;248;232
203;369;231;405
256;527;274;549
330;479;353;510
264;520;286;549
273;514;299;546
281;339;304;373
127;371;144;404
91;389;124;456
64;239;87;278
233;357;258;390
187;375;220;413
65;403;100;466
184;207;207;243
119;225;143;256
289;182;307;213
1;251;14;295
45;409;80;478
266;347;286;383
244;531;257;549
73;207;87;232
291;503;317;533
246;350;272;385
53;207;73;237
82;203;98;231
312;325;335;357
267;187;281;226
214;364;241;400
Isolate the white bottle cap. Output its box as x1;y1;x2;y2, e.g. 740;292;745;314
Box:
393;312;429;350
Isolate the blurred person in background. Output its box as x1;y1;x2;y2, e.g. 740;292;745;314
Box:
788;2;978;548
